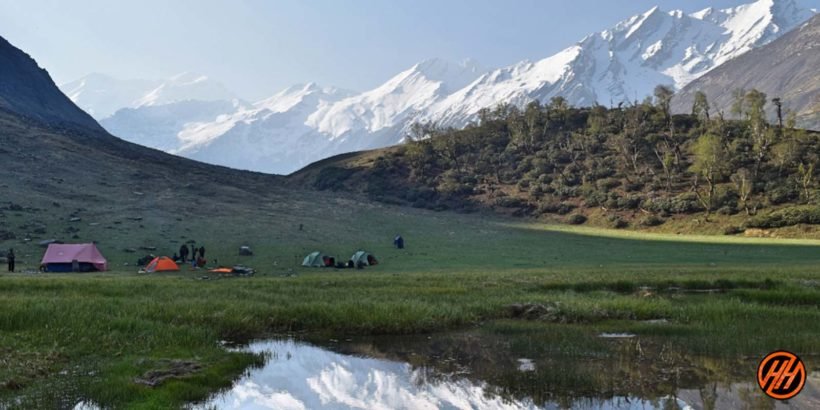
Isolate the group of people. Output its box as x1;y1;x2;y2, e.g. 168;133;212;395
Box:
174;243;207;268
6;248;14;272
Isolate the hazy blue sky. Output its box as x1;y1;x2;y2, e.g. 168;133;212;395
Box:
0;0;812;100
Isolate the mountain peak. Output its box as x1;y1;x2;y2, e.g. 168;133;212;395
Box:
403;57;485;94
168;72;209;85
690;6;715;20
413;58;482;78
644;5;661;16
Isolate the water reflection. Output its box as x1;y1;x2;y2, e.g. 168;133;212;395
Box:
196;339;704;410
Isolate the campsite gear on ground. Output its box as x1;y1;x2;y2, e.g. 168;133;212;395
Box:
41;243;107;272
302;251;326;267
347;260;354;268
136;254;155;266
335;262;346;269
323;256;336;267
145;256;180;273
239;246;253;256
172;253;179;262
394;235;404;249
6;249;14;272
350;251;377;267
179;244;189;262
199;246;205;258
196;257;206;267
209;265;255;276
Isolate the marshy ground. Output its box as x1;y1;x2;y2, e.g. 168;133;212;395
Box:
1;193;819;408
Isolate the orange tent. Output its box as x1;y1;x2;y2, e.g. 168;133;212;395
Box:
145;256;180;272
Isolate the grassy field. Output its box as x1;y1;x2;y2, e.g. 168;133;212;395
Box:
1;194;820;408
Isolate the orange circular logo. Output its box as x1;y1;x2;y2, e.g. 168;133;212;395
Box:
757;350;806;400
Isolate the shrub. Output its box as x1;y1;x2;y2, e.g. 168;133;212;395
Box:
766;184;799;205
745;206;820;228
715;186;739;210
404;187;436;202
584;191;607;207
616;195;641;210
313;167;356;190
437;170;474;197
495;196;527;208
723;226;744;235
558;173;581;187
609;216;628;229
536;174;553;185
556;202;576;215
554;186;579;200
643;193;703;214
624;182;643;192
567;214;587;225
640;215;665;227
536;200;575;215
717;206;738;215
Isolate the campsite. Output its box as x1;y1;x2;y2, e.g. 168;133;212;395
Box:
2;193;820;408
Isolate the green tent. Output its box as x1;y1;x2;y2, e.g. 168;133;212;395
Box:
350;250;377;266
302;251;325;267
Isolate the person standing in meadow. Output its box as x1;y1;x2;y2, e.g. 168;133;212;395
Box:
6;248;15;272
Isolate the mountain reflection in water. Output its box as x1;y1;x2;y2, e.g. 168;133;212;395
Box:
195;339;696;410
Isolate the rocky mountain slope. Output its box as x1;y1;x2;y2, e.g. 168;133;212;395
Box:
61;0;817;174
0;36;102;132
672;13;820;130
0;34;283;220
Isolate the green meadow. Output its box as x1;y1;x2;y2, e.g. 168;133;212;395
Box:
1;199;820;408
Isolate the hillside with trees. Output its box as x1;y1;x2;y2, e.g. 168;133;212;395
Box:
294;87;820;235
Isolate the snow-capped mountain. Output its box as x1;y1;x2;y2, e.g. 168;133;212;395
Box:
100;99;248;151
307;58;484;140
60;72;236;119
171;83;355;174
424;0;816;127
62;0;817;175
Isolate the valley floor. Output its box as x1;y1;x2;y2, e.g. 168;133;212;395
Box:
1;198;820;408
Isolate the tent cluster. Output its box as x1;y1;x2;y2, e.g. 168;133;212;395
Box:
302;250;378;269
34;236;397;274
36;243;182;274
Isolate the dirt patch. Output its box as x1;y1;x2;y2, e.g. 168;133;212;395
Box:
507;302;564;322
133;359;202;387
743;228;778;238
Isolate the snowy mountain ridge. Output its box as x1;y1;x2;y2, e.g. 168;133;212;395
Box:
61;72;236;119
61;0;817;174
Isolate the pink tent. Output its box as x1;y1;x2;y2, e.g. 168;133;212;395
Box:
41;243;108;272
